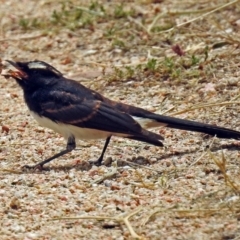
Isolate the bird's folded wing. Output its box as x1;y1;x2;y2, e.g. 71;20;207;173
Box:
40;95;144;136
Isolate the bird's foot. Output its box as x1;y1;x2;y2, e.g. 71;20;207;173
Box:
88;159;102;166
88;157;113;166
21;164;49;172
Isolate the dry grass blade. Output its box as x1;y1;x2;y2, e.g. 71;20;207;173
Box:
169;101;240;117
157;0;240;34
0;33;46;42
128;16;148;34
120;160;163;174
148;8;215;34
52;207;143;239
127;170;157;190
0;168;22;174
190;137;216;167
1;0;240;238
189;151;207;167
76;6;104;16
142;206;240;226
92;161;118;184
207;150;240;193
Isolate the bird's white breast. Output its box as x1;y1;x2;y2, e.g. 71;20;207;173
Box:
29;111;166;140
30;111;129;140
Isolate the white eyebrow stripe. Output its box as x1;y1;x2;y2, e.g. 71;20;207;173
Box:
27;61;63;76
28;62;48;69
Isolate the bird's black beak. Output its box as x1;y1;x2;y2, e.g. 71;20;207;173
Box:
1;60;28;80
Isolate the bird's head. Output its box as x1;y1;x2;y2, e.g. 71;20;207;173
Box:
1;60;63;91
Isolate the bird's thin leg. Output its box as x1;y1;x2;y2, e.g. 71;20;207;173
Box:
23;136;76;170
90;136;111;166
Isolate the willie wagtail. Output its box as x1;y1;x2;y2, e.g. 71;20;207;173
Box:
1;60;240;169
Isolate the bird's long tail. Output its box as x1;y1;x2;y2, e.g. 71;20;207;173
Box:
145;113;240;140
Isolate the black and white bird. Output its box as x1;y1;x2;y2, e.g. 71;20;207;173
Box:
1;60;240;169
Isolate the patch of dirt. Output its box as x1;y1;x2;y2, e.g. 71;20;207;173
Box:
0;0;240;239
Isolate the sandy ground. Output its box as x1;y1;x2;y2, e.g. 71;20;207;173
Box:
0;0;240;239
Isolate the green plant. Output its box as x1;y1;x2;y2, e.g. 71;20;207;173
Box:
124;66;135;78
112;39;126;48
19;18;30;30
113;4;135;19
146;58;157;71
163;57;174;71
191;55;200;65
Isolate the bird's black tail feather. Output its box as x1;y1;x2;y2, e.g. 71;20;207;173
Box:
147;114;240;140
127;128;164;147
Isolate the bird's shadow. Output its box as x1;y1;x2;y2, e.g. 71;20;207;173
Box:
156;142;240;161
30;142;239;173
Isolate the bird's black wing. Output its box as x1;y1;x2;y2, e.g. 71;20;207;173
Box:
39;90;163;144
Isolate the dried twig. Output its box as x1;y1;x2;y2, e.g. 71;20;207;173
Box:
142;206;240;226
120;160;163;174
52;207;143;239
148;7;218;33
208;150;240;193
0;33;46;42
154;0;240;34
0;168;22;174
169;101;240;117
189;137;216;167
92;161;118;184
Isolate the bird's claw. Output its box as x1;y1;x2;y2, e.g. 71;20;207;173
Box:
21;164;49;172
